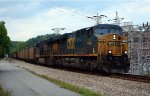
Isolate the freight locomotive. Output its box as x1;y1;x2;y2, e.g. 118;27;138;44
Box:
16;24;130;73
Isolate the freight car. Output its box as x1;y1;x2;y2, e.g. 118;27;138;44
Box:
16;24;130;73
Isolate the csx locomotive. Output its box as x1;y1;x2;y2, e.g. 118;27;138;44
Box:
16;24;130;73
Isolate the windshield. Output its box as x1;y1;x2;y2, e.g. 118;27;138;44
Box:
94;28;122;35
110;29;121;34
95;28;108;35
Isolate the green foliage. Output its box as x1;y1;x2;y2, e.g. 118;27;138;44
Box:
10;33;57;54
0;86;11;96
39;74;102;96
26;34;53;47
0;21;10;55
9;41;27;54
0;21;58;54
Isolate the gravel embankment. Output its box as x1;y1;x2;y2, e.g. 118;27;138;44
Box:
12;60;150;96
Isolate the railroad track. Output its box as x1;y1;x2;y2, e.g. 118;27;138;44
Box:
51;66;150;83
26;62;150;83
55;67;150;83
110;73;150;83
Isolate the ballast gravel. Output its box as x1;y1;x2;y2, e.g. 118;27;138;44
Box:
12;60;150;96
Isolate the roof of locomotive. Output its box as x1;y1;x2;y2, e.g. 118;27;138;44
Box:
93;24;123;30
46;33;69;43
74;24;123;33
38;24;123;45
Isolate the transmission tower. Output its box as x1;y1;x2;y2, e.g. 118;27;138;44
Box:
87;13;107;25
52;28;65;35
125;22;150;76
108;11;124;25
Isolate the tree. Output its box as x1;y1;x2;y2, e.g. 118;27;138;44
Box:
9;41;27;54
0;21;10;56
10;33;57;54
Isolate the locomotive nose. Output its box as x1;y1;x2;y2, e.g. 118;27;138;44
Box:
106;46;122;56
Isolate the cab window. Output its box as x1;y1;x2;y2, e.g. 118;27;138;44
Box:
95;28;108;35
110;29;121;34
87;28;93;37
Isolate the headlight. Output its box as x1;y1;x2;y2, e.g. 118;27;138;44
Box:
125;51;127;54
113;34;116;40
108;50;112;54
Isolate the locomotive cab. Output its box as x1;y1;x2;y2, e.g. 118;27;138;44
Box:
93;24;130;73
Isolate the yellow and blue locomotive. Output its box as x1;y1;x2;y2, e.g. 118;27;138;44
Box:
16;24;130;73
36;24;130;73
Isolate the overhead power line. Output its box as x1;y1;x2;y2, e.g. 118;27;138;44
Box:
108;11;124;25
39;0;93;24
87;13;108;25
52;28;65;35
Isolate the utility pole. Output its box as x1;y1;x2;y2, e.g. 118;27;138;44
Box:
87;13;107;25
108;11;124;25
52;28;65;35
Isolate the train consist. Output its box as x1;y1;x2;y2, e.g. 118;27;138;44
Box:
15;24;130;73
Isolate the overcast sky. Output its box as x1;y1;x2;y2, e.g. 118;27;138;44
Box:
0;0;149;41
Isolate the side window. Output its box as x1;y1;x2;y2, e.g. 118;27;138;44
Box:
87;28;93;37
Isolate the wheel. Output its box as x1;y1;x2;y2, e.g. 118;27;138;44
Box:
55;59;63;67
87;61;97;71
80;60;88;70
102;65;111;74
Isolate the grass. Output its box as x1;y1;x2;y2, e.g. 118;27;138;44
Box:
39;74;101;96
0;86;11;96
25;68;102;96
